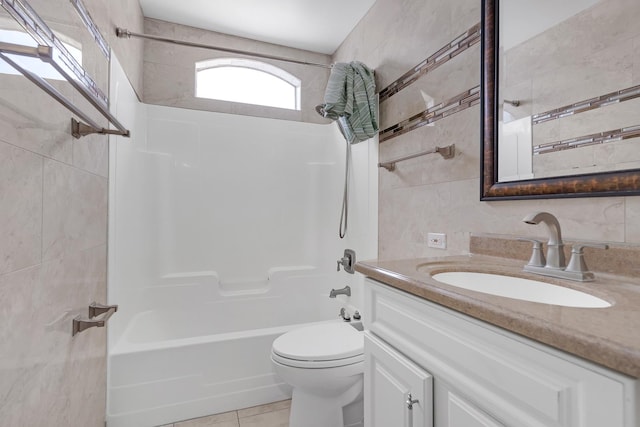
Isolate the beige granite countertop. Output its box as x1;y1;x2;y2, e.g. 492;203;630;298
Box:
355;254;640;378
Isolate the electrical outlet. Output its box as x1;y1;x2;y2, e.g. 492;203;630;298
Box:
427;232;446;249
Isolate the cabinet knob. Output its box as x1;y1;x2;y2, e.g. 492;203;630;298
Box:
406;393;419;410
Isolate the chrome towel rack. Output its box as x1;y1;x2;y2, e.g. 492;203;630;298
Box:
378;144;455;171
0;0;130;139
0;43;130;138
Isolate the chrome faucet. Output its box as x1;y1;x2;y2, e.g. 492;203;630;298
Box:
337;249;356;274
522;212;565;269
521;212;609;281
329;285;351;298
339;307;351;322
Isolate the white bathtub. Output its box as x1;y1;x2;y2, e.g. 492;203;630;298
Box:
106;272;346;427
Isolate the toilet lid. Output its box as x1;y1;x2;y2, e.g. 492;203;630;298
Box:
272;322;364;362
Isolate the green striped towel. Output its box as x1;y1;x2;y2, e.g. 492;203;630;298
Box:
320;61;378;144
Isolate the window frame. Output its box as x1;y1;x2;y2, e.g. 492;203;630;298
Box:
195;58;301;110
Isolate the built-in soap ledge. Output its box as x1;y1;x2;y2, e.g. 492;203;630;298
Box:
470;233;640;279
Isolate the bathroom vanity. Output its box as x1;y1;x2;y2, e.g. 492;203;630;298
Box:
357;256;640;427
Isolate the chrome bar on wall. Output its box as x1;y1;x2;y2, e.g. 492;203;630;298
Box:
0;42;130;138
0;43;101;128
2;0;108;106
115;27;333;69
70;0;110;59
72;302;118;336
378;144;455;172
1;0;130;138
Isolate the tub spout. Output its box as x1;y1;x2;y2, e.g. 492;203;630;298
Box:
329;286;351;298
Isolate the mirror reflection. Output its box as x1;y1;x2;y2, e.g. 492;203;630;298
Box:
496;0;640;183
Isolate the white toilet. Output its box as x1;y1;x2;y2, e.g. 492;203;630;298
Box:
271;322;364;427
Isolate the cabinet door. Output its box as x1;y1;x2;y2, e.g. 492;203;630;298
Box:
366;279;637;427
435;380;505;427
365;332;433;427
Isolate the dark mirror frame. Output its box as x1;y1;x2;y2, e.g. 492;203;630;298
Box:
480;0;640;201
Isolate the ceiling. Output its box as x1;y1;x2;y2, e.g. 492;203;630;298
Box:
138;0;377;55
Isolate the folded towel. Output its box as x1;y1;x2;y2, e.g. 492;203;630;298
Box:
320;61;378;143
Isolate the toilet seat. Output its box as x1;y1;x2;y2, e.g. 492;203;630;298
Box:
272;350;364;369
272;322;364;369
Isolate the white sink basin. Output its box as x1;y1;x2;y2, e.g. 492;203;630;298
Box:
431;272;611;308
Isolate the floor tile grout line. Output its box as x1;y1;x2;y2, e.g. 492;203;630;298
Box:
162;399;291;426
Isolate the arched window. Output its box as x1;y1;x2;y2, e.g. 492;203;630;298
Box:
195;58;301;110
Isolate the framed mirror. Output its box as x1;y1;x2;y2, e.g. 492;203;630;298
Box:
481;0;640;200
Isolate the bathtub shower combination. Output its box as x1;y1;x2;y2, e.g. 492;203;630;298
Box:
107;60;377;427
107;270;345;427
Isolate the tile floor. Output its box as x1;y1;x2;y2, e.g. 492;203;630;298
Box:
157;399;291;427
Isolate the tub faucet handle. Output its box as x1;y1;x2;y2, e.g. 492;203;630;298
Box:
336;249;356;274
339;308;351;322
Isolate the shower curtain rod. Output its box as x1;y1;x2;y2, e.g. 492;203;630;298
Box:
115;28;333;69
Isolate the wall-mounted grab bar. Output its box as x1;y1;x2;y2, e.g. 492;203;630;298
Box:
378;144;455;171
72;302;118;336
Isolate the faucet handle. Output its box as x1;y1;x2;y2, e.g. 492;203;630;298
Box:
566;243;609;274
517;238;546;267
571;242;609;252
337;249;356;274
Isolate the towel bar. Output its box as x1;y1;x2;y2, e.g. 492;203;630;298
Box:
0;43;130;139
378;144;455;171
72;302;118;336
0;0;130;139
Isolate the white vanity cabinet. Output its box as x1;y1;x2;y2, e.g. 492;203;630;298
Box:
363;279;639;427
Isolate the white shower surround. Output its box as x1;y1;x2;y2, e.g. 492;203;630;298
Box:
107;58;378;426
107;271;346;427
